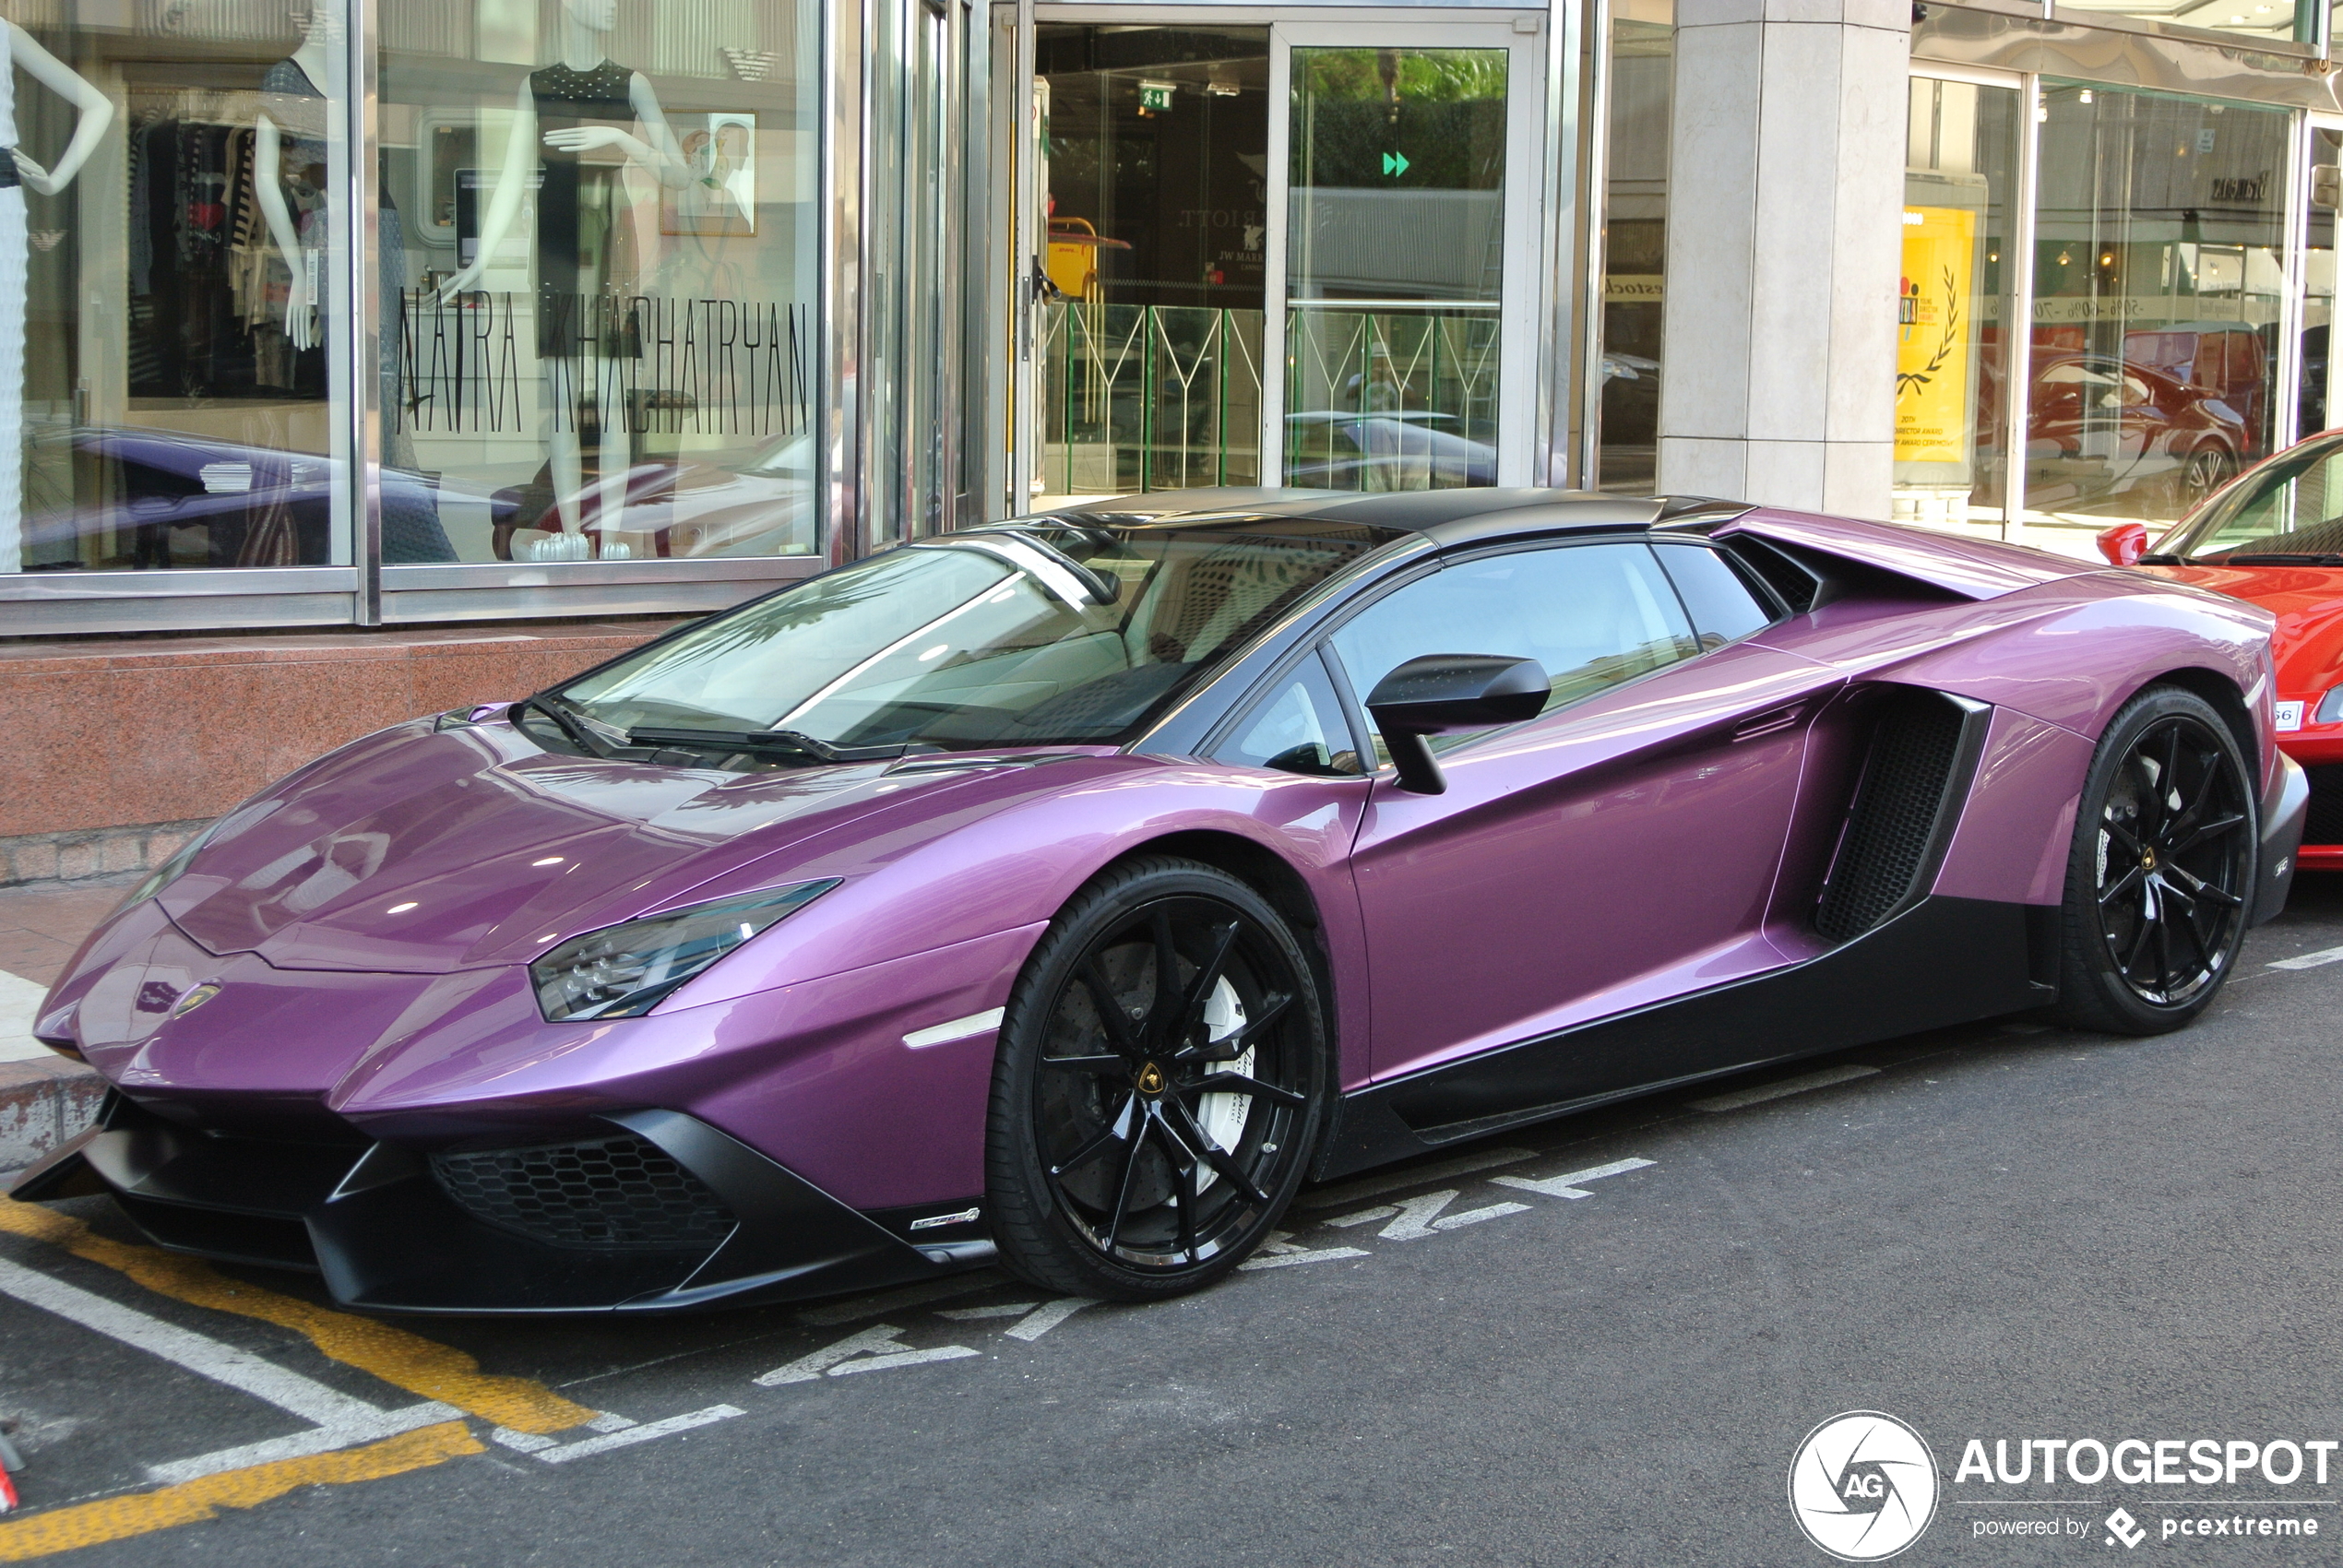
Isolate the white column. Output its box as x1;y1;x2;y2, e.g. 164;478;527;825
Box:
1655;0;1909;517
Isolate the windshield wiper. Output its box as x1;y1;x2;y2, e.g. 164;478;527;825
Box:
517;693;615;758
627;726;918;765
2215;552;2343;566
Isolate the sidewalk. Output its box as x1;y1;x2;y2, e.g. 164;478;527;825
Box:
0;878;126;1171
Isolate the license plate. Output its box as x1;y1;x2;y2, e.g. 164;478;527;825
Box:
2277;700;2305;732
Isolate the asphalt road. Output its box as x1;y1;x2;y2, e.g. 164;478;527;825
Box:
8;880;2343;1566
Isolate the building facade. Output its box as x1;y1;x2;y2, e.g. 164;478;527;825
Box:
0;0;2339;861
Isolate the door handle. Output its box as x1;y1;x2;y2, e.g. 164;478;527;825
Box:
1730;703;1806;743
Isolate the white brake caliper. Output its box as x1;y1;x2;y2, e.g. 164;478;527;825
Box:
1192;977;1253;1193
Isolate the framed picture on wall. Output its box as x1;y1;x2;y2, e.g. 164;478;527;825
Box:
661;113;757;238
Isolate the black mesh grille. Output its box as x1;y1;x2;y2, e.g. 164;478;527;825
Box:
431;1134;736;1250
1815;694;1970;943
2305;766;2343;846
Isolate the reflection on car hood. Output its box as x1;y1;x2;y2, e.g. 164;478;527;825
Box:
2147;561;2343;697
160;715;1019;975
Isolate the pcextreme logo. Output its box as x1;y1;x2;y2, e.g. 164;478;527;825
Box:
1790;1411;1942;1562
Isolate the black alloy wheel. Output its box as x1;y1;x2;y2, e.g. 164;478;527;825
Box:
2054;685;2256;1034
986;857;1329;1300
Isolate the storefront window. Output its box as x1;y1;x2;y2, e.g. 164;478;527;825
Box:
8;0;352;575
1897;76;2021;534
382;0;820;566
2022;84;2289;544
1596;0;1670;495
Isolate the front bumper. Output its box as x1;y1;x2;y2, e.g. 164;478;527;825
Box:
2256;751;2310;922
9;1095;991;1314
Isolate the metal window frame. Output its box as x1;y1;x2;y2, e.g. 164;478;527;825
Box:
1571;0;1612;490
1908;62;2033;538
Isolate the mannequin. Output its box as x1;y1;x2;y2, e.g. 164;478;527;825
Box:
256;6;419;470
439;0;687;550
253;9;330;358
0;22;112;574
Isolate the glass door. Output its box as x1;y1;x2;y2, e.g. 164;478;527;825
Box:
1267;22;1544;490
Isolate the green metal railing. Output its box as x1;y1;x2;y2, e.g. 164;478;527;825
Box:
1042;303;1264;495
1284;305;1501;491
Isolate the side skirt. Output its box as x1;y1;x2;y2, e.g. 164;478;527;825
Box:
1314;895;2051;1181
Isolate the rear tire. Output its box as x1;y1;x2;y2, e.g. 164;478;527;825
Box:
2052;685;2256;1035
984;857;1331;1301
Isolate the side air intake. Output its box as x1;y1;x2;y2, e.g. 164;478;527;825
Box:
1814;690;1988;943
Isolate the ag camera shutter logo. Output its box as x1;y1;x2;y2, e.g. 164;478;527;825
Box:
1789;1411;1940;1562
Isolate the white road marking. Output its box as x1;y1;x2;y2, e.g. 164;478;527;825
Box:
149;1404;458;1485
756;1324;915;1384
533;1406;744;1463
755;1324;980;1384
2268;944;2343;969
1689;1064;1879;1112
584;1411;637;1432
1004;1298;1097;1342
1322;1205;1399;1229
1433;1201;1530;1231
936;1302;1038;1321
902;1008;1005;1049
798;1277;999;1327
1490;1157;1657;1200
831;1347;981;1376
1237;1230;1369;1271
0;1253;450;1436
1299;1146;1537;1210
0;970;55;1063
1376;1191;1458;1241
492;1428;560;1454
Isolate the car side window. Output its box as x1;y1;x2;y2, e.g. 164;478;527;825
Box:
1653;542;1777;647
2180;438;2343;558
1325;542;1702;758
1213;650;1364;778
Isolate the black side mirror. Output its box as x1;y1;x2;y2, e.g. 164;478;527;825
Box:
1363;654;1549;795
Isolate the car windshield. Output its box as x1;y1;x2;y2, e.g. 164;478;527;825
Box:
2153;434;2343;562
554;517;1404;753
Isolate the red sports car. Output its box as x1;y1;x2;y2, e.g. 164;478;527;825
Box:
2101;428;2343;868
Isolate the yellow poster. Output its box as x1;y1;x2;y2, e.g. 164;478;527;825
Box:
1896;206;1976;466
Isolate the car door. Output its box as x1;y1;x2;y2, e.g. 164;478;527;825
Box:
1327;537;1845;1101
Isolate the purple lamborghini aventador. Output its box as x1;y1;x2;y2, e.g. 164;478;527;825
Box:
10;490;2310;1311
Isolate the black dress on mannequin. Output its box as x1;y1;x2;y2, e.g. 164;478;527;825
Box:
529;59;638;362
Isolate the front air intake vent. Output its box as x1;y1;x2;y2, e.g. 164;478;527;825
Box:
2304;765;2343;846
432;1134;737;1250
1814;691;1983;943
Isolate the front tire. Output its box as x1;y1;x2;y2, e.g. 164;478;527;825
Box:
2052;685;2256;1034
984;857;1331;1301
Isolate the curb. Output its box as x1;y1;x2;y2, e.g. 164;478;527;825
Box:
0;1058;102;1176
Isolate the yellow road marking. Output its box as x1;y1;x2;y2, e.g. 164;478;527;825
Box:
0;1201;593;1434
0;1420;481;1562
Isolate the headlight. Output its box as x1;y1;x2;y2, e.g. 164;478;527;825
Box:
2318;687;2343;726
530;879;839;1022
